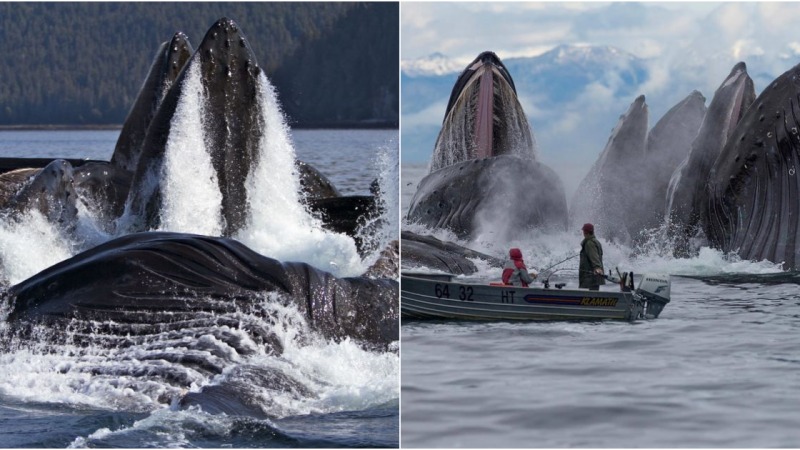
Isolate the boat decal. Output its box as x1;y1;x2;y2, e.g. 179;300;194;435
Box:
523;295;618;307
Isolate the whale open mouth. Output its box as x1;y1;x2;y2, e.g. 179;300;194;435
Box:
474;66;495;159
728;75;746;139
429;51;536;172
724;64;754;141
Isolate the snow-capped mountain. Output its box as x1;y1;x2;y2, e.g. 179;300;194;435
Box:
402;45;648;116
400;52;464;77
525;44;640;69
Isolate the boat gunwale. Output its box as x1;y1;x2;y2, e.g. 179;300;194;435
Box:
401;274;634;300
401;273;643;321
401;294;629;320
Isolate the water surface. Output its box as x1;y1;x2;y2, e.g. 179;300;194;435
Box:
0;129;399;449
401;162;800;448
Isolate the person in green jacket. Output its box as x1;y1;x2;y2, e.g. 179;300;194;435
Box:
579;223;605;290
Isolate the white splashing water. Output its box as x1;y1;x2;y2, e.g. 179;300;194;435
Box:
237;74;363;277
0;210;73;285
67;406;232;449
159;59;224;235
403;219;785;280
356;140;400;271
236;300;399;415
0;299;397;424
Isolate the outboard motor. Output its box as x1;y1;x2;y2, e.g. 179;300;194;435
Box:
636;273;671;318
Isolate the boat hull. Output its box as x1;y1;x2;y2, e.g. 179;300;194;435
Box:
401;274;645;321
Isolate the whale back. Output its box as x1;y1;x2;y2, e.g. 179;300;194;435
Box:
5;232;398;346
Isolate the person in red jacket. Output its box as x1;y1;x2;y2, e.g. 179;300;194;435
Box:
501;248;538;287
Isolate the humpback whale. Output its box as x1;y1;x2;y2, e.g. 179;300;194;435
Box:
3;232;398;347
401;231;502;276
407;51;568;242
430;51;534;172
297;160;341;201
705;60;800;270
571;91;706;245
570;95;650;244
0;232;398;415
57;33;196;223
642;91;706;233
0;159;78;227
111;32;194;175
126;18;262;236
666;62;755;254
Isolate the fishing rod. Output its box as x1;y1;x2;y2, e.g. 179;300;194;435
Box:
535;251;636;291
539;253;580;275
539;253;579;289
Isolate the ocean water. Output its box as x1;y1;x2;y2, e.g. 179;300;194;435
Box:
0;128;399;449
401;162;800;448
0;129;392;196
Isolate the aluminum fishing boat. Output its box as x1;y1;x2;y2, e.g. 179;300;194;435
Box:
401;272;671;321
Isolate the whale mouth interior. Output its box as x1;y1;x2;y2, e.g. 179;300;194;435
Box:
460;64;519;160
726;73;748;140
474;66;495;159
429;52;536;173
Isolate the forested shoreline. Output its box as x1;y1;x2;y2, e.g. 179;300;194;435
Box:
0;2;398;127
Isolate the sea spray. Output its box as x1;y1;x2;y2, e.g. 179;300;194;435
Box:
402;219;785;280
238;74;362;277
0;210;73;285
242;300;399;415
0;297;397;424
70;197;115;252
159;59;224;235
356;140;400;272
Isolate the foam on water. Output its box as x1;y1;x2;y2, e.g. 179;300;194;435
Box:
159;59;224;235
237;74;363;277
0;298;397;421
244;301;399;415
67;406;228;448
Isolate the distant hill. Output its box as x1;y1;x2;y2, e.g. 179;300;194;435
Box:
0;2;398;127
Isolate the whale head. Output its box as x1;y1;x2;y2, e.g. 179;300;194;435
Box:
429;51;536;172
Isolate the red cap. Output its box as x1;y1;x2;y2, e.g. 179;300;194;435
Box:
509;248;523;260
582;223;594;233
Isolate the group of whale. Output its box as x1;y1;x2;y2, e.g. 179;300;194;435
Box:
0;18;398;416
405;50;800;273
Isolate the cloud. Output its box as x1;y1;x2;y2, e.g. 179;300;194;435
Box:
401;100;448;128
401;0;800;183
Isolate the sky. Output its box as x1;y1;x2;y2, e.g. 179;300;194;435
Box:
401;2;800;64
403;2;716;61
400;2;800;198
